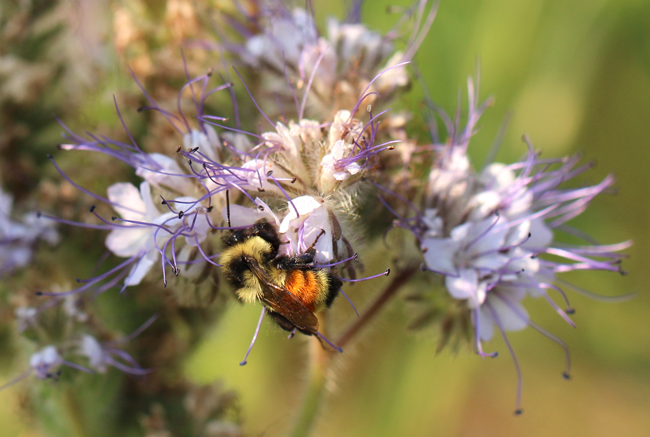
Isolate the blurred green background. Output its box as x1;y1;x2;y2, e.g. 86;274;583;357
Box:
2;0;650;435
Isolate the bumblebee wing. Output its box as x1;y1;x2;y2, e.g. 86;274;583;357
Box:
246;258;319;333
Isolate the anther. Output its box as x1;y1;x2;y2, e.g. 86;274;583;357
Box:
384;268;391;277
266;170;274;177
35;291;43;296
514;409;523;415
562;372;571;380
37;211;42;217
47;154;53;159
137;107;145;112
178;211;184;219
565;308;576;315
176;145;182;153
191;147;200;153
111;216;117;221
206;206;214;213
90;205;96;213
257;187;266;192
290;177;297;184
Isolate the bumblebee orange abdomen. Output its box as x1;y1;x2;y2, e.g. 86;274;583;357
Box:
284;270;321;312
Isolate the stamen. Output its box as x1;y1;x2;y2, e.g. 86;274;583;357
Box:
314;253;358;268
315;331;343;353
486;301;523;415
240;307;266;366
338;269;390;283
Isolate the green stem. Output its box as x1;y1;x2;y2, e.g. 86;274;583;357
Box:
291;317;332;437
62;387;87;437
290;266;418;436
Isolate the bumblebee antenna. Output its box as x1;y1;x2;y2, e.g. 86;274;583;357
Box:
240;307;266;366
226;190;231;228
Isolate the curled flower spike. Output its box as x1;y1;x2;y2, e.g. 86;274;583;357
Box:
215;0;438;118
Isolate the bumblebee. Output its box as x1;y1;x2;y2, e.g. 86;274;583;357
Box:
220;220;343;364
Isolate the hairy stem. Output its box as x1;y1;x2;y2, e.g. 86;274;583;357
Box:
291;315;333;437
290;266;417;436
337;265;418;348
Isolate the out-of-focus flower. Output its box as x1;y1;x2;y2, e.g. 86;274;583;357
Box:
216;0;437;117
78;334;150;375
29;346;65;380
0;183;59;276
2;312;155;391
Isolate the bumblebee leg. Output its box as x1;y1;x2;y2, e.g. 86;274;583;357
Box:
268;311;298;332
304;228;326;253
240;307;266;366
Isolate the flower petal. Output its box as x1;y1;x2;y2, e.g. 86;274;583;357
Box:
107;183;146;221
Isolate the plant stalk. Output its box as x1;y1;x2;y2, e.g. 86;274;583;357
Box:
337;266;418;348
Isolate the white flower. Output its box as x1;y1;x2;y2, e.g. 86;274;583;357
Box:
244;8;318;72
79;335;108;373
105;181;208;286
326;18;394;77
319;139;361;192
262;120;318;183
63;295;88;323
222;198;280;229
477;289;529;341
228;159;295;194
29;346;62;380
15;306;38;332
279;196;334;263
0;185;59;274
183;125;221;162
135;153;195;196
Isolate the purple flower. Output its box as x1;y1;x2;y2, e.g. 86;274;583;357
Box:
214;0;438;117
392;77;631;412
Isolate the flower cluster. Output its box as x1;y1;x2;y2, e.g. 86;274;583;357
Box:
217;0;436;118
2;293;152;391
392;78;631;412
4;0;629;418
